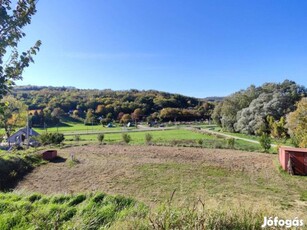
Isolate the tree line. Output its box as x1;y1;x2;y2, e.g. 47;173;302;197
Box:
11;86;215;126
212;80;307;147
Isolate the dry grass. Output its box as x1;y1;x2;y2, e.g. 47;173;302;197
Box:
14;145;307;223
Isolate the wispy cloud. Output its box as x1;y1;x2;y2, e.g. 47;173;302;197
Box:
63;52;162;60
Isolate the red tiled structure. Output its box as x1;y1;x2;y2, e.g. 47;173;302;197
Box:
279;147;307;175
42;150;57;160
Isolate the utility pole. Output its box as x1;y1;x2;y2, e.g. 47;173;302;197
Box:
26;112;30;148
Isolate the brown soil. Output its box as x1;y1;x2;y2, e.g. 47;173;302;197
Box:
15;145;275;196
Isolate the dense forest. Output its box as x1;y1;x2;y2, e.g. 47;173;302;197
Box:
11;86;215;126
212;80;307;146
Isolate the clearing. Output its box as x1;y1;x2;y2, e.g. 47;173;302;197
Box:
15;145;307;220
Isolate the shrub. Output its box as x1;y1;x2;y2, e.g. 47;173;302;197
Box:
198;139;204;146
259;133;271;152
122;133;131;144
145;133;153;144
226;138;235;149
74;135;81;142
39;133;65;145
97;134;105;144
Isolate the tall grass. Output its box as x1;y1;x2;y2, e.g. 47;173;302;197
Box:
0;191;282;229
150;201;266;230
0;192;148;230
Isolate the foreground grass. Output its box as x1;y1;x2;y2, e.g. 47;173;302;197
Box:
0;192;148;230
0;191;283;230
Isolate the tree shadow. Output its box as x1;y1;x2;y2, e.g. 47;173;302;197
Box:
50;156;67;163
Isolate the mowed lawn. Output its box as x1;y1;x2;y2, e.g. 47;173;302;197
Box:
65;129;265;152
65;129;216;144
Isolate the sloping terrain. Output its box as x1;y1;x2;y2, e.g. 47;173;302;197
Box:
15;145;307;221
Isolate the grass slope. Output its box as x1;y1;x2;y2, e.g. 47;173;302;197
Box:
0;192;147;230
0;151;45;190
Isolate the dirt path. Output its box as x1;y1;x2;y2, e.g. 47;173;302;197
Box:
15;145;275;195
192;128;278;147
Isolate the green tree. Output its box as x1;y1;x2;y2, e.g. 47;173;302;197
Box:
286;98;307;147
259;133;271;153
0;0;41;98
39;132;65;145
0;96;28;140
267;115;287;139
84;109;96;125
145;133;153;144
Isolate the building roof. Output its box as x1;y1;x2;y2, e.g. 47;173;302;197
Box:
279;146;307;153
7;127;39;140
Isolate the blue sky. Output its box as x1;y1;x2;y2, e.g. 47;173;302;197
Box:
16;0;307;98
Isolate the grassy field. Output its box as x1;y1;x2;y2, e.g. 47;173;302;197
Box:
65;129;214;143
64;129;266;152
9;145;307;229
202;125;294;147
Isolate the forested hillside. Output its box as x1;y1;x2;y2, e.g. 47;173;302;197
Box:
11;86;215;126
212;80;307;146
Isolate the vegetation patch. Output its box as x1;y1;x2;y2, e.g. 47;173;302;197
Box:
0;192;147;230
300;191;307;201
0;151;45;190
0;191;286;230
149;200;267;230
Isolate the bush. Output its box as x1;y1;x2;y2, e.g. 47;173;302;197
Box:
74;135;81;142
145;133;153;144
39;133;65;145
97;134;105;144
198;139;204;145
226;138;235;149
122;133;131;144
259;133;271;152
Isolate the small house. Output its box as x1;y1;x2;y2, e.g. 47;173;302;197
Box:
7;127;40;146
279;147;307;176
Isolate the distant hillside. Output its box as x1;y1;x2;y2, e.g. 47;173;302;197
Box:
11;85;215;126
202;96;225;102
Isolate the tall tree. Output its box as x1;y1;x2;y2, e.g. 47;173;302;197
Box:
286;98;307;147
0;0;41;98
0;95;28;139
